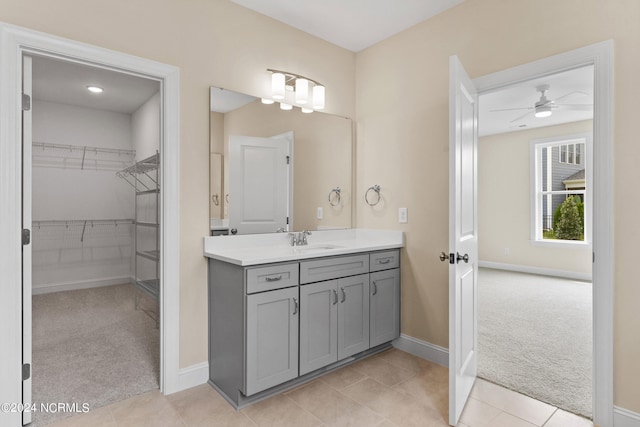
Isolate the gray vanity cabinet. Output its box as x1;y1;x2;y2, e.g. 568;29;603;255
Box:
299;280;337;375
245;286;299;395
299;273;370;375
369;268;401;347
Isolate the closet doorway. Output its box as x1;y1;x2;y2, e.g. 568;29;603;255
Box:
27;53;162;426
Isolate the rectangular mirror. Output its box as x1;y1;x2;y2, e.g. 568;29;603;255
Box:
210;86;353;235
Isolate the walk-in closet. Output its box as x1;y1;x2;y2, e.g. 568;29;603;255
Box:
29;54;161;426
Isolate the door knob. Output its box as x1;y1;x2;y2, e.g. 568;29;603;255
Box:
456;252;469;264
439;252;449;263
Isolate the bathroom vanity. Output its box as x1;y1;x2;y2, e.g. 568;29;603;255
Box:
204;229;403;408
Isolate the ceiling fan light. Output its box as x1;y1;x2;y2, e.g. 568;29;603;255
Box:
534;106;552;118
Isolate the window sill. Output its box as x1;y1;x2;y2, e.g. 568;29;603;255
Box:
530;239;592;249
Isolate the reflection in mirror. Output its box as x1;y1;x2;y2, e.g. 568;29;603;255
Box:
210;86;353;235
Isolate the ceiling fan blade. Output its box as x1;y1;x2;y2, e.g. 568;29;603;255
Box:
556;104;593;111
510;110;532;123
490;107;533;112
552;90;591;103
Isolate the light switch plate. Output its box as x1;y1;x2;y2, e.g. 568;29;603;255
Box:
399;207;408;223
317;207;323;220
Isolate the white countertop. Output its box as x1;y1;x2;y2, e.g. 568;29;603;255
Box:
203;229;404;266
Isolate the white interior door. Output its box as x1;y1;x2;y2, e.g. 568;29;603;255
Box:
22;54;33;426
229;135;291;234
448;55;479;426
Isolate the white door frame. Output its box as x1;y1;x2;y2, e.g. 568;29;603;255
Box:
0;22;181;426
472;40;614;426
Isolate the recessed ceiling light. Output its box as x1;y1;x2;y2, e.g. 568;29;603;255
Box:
86;86;104;93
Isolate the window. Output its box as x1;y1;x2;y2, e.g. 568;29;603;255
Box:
530;134;591;244
558;142;583;165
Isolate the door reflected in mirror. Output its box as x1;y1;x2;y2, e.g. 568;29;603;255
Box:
210;86;353;235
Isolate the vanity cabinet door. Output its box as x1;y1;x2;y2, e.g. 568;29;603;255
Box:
245;286;299;395
337;274;370;359
369;269;401;348
299;280;338;375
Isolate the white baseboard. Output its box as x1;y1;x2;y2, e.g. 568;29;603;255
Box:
614;406;640;427
393;334;449;367
171;361;209;394
32;276;132;295
479;261;592;282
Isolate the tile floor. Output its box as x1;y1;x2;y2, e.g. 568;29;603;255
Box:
47;349;593;427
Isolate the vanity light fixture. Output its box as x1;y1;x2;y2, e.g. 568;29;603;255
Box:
313;85;325;110
301;108;313;114
267;69;325;111
295;78;309;104
271;72;285;100
280;102;293;111
86;85;103;93
261;98;275;105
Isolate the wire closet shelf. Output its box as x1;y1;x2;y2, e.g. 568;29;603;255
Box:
32;141;136;171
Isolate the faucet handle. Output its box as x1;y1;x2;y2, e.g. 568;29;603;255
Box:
288;232;297;246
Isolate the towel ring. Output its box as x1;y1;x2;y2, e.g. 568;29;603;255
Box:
365;185;381;206
328;187;341;207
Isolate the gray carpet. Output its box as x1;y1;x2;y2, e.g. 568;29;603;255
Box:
478;268;592;418
31;284;159;426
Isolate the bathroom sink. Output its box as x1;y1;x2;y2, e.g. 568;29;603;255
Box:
293;244;343;253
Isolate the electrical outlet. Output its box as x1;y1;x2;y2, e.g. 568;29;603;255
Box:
398;207;408;223
317;207;323;220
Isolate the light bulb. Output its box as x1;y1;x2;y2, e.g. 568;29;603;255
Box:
313;85;325;110
301;108;313;114
86;85;103;93
261;98;274;104
295;78;309;104
280;102;292;110
272;73;285;100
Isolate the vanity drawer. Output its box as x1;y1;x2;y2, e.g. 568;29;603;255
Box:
246;263;299;294
300;254;369;284
370;250;400;272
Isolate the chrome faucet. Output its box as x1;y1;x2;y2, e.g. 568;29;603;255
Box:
288;230;312;246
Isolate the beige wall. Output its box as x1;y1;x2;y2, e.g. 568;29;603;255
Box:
355;0;639;411
478;121;592;275
0;0;356;369
222;100;352;231
3;0;640;414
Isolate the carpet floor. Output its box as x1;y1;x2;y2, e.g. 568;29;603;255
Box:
31;284;159;426
478;268;592;418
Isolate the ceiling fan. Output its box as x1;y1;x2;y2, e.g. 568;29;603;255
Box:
491;84;593;123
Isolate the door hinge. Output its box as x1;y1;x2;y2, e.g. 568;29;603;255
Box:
286;155;290;165
22;363;31;381
22;229;31;245
22;93;31;111
449;253;455;264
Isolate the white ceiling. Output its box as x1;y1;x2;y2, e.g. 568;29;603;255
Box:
479;66;594;137
31;55;160;114
231;0;465;52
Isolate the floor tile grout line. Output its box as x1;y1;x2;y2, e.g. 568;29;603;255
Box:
541;408;559;427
